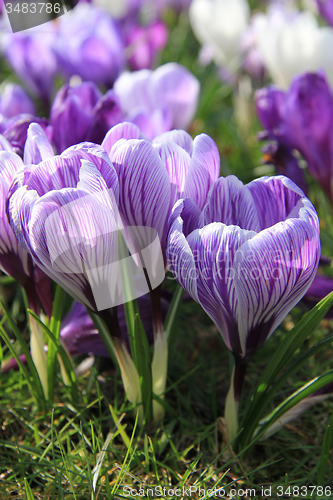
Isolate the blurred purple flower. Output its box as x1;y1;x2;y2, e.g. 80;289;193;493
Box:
0;147;52;317
166;175;320;361
113;63;200;139
124;20;168;71
50;82;123;153
3;30;57;103
0;84;36;126
103;123;220;261
316;0;333;26
256;73;333;202
53;3;125;88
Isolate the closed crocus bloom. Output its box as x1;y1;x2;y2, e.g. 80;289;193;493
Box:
53;3;124;88
0;83;36;121
256;72;333;201
113;63;200;139
166;175;320;438
316;0;333;26
254;6;333;89
189;0;250;72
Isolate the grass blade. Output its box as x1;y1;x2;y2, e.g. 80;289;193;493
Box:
134;313;153;424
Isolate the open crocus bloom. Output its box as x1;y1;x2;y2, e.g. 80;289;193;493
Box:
166;175;320;361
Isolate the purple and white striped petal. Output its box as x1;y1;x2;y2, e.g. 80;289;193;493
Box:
24;123;54;165
102;122;142;156
200;176;260;231
153;130;194;156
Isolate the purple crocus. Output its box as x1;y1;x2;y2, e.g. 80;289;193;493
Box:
2;115;50;157
49;82;123;153
316;0;333;26
256;72;333;202
53;3;124;88
166;175;320;437
0;146;53;317
113;63;200;139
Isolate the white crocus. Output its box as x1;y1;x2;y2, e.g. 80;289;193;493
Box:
254;6;333;89
189;0;250;72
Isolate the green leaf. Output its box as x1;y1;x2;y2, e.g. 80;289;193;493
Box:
27;310;78;404
134;313;153;424
24;478;35;500
87;310;118;368
317;424;332;486
0;298;45;403
252;370;333;447
239;291;333;451
47;285;64;402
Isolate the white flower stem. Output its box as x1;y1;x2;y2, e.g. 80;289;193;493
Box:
30;316;48;399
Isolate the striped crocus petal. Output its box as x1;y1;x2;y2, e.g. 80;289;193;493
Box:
23;123;54;165
20;143;118;200
234;218;320;357
247;176;318;231
110;139;171;246
152;141;191;207
183;134;220;209
153;129;194;156
102;122;142;156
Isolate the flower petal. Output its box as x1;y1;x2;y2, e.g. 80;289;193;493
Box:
183;133;220;208
153;129;194;156
102;122;142;156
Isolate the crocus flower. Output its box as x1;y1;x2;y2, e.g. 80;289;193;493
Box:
2;29;58;103
53;3;124;88
50;82;123;153
316;0;333;26
256;72;333;202
113;63;200;139
166;175;320;439
189;0;250;73
124;20;168;71
0;84;36;129
253;5;333;89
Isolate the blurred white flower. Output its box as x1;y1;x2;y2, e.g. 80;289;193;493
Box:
254;5;333;89
189;0;250;72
